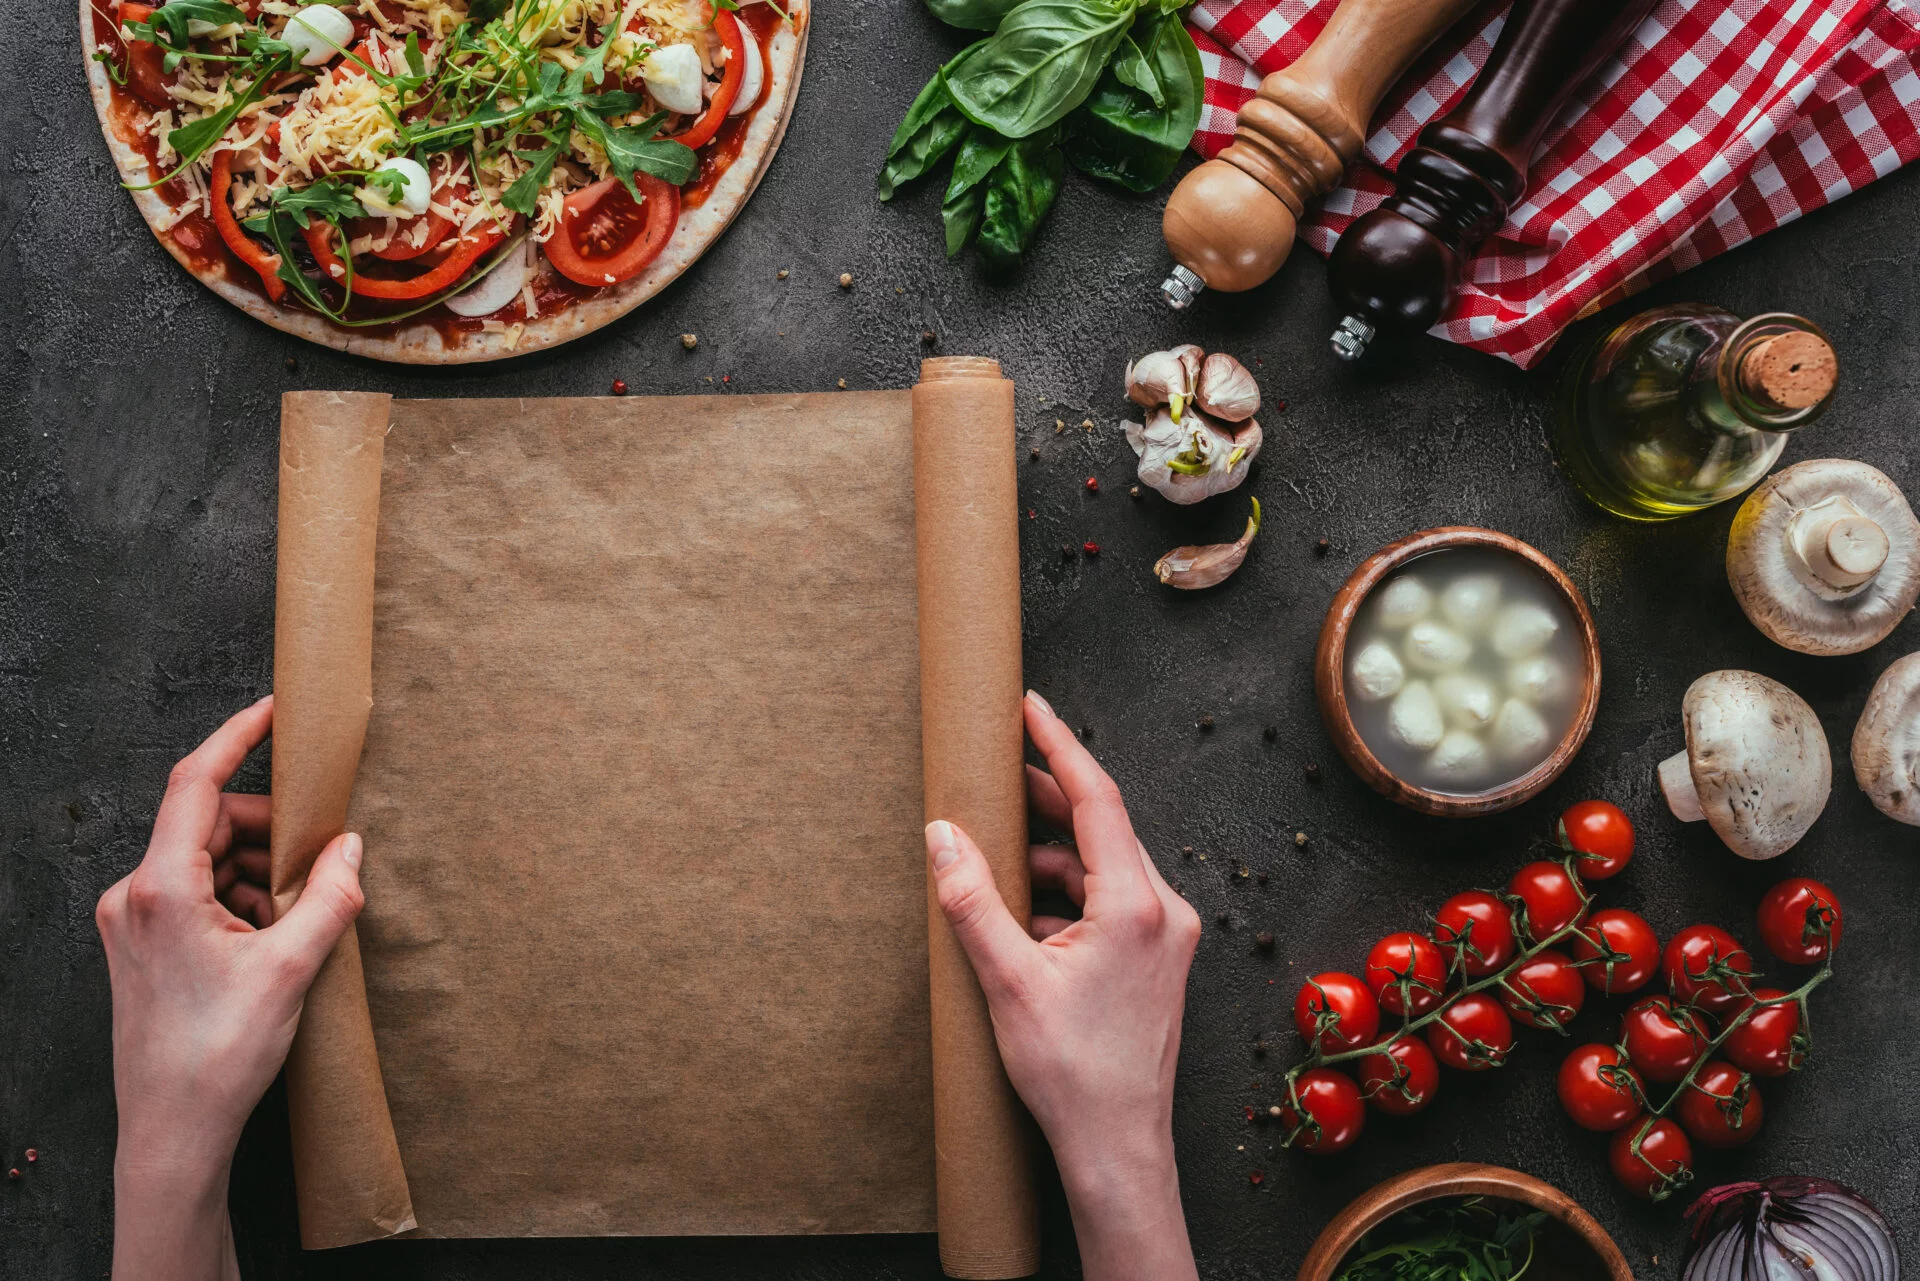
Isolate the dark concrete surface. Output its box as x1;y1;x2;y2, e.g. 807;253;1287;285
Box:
7;1;1920;1278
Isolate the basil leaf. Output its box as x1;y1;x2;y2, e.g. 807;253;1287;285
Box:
943;0;1136;139
877;72;968;200
1107;33;1162;108
940;126;1013;255
1063;7;1200;193
501;143;562;216
923;0;1024;30
976;126;1065;267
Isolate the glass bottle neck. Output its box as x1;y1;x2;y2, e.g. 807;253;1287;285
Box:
1689;313;1834;436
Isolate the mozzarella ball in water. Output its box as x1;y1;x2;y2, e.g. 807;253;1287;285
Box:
1490;601;1559;659
1508;655;1567;704
284;4;354;65
1350;641;1405;702
1388;681;1445;751
643;43;706;115
1376;575;1433;629
1427;730;1491;783
1434;674;1496;732
1491;699;1551;763
358;157;432;218
1404;620;1471;673
1439;575;1502;634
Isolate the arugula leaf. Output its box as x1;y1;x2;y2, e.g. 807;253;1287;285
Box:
91;46;128;85
468;0;511;21
942;0;1136;139
923;0;1024;30
132;53;289;190
575;111;698;194
940;127;1012;255
133;0;248;46
251;177;364;229
501;142;563;216
1333;1198;1548;1281
976;126;1065;267
877;72;968;200
1063;6;1200;193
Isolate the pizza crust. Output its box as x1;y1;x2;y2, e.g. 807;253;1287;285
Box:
79;1;809;364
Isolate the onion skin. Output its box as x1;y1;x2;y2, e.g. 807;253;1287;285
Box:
1683;1179;1898;1281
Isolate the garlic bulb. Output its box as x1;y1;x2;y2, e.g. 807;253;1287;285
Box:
1155;499;1261;590
1125;408;1261;505
1126;349;1196;422
1196;353;1260;422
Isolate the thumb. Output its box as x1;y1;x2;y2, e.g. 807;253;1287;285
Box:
267;832;366;985
927;820;1034;1001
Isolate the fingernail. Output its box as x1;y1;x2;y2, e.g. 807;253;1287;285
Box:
342;833;363;871
1026;689;1054;717
926;820;959;870
254;693;275;707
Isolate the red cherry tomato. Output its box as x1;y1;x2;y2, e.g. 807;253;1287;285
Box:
1570;909;1660;994
1663;924;1756;1016
1433;890;1518;978
1609;1117;1693;1201
1293;973;1381;1054
1356;1036;1441;1116
1278;1068;1366;1154
1424;993;1514;1071
1723;988;1804;1077
1558;800;1635;880
1557;1043;1643;1131
1506;861;1587;942
1502;948;1586;1030
542;174;682;288
1364;932;1449;1016
1619;996;1710;1083
1677;1061;1763;1148
1756;877;1842;965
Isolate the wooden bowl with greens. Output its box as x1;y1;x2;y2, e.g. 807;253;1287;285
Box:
1300;1163;1631;1281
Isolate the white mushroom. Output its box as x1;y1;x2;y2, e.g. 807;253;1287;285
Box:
1491;699;1550;763
1851;651;1920;825
1388;681;1444;751
1508;655;1567;704
1376;576;1432;630
1439;575;1502;634
1124;408;1261;505
1404;620;1471;673
1350;641;1405;702
1489;601;1558;659
1726;459;1920;655
1426;730;1490;784
1433;673;1495;732
1658;670;1831;859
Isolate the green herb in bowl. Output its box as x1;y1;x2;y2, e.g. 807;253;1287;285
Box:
1335;1197;1551;1281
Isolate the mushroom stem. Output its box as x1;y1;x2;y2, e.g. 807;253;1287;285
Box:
1659;750;1704;822
1786;495;1889;592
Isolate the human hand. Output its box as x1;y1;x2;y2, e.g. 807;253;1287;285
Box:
926;690;1201;1281
97;696;366;1281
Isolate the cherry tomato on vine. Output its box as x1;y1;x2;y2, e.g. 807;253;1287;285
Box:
1433;890;1518;978
1364;932;1449;1016
1278;1068;1366;1153
1501;948;1586;1029
1557;1043;1644;1131
1608;1117;1693;1201
1559;800;1635;880
1723;988;1804;1077
1293;972;1381;1053
1676;1061;1764;1148
1356;1036;1441;1116
1663;924;1757;1016
1570;909;1660;994
1425;992;1514;1071
1506;861;1587;941
1756;877;1843;965
1619;996;1710;1083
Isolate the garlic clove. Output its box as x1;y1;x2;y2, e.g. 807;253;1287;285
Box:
1196;352;1261;422
1132;409;1256;504
1155;498;1261;590
1126;350;1195;422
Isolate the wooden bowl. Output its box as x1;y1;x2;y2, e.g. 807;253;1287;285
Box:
1314;527;1601;817
1297;1163;1632;1281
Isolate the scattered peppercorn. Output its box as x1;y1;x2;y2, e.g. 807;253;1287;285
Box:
1256;871;1268;885
1080;725;1093;740
1197;715;1215;731
680;333;698;350
284;356;298;372
1128;485;1141;499
1081;418;1094;430
1249;1170;1265;1187
838;272;853;288
1083;541;1100;555
5;1169;17;1181
836;378;847;389
1263;725;1277;741
1294;831;1309;848
1029;447;1041;461
1085;476;1099;492
1267;1105;1283;1119
1244;1106;1255;1122
1181;846;1194;858
1304;762;1322;782
611;379;628;396
1255;931;1275;951
777;268;790;279
1236;865;1249;880
1275;400;1288;413
1253;1039;1268;1058
921;329;937;346
1027;508;1036;519
22;1150;35;1163
1216;912;1230;925
1061;544;1076;560
1314;537;1330;555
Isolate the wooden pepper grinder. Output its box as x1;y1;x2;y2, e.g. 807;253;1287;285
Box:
1325;0;1660;358
1158;0;1483;309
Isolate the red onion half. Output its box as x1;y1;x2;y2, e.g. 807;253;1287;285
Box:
1684;1179;1899;1281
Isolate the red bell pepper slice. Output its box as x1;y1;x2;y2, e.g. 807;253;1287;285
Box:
661;11;745;151
116;2;176;110
209;150;287;302
303;218;506;301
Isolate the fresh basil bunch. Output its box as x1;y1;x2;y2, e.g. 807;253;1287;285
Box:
879;0;1202;268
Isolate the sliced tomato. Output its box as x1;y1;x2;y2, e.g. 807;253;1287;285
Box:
303;219;506;300
661;11;745;151
117;2;176;110
543;175;680;288
208;150;286;302
350;165;465;262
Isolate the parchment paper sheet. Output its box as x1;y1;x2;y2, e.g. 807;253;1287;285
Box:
273;377;1036;1272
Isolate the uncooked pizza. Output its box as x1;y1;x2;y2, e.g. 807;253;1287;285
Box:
81;0;807;362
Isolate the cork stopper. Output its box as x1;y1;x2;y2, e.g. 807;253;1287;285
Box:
1740;331;1836;411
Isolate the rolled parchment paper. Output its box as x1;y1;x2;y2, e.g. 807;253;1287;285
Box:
913;358;1040;1278
271;391;416;1248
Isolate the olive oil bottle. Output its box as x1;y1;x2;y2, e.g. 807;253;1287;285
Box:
1550;305;1837;520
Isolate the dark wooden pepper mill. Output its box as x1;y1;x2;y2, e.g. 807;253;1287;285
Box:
1325;0;1660;358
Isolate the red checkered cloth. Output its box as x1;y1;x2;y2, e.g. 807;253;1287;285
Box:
1189;0;1920;366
